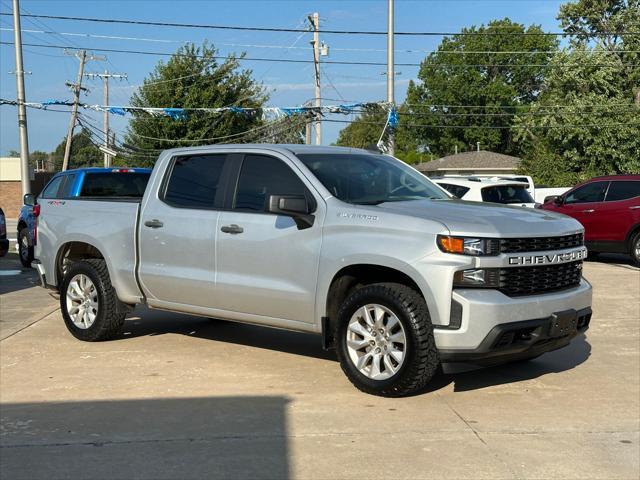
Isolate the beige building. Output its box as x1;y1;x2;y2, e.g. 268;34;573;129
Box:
0;157;33;218
414;151;521;177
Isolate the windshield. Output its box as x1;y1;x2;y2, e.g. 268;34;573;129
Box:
296;153;449;205
481;185;534;204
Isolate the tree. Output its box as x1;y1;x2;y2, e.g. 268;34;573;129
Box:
335;105;387;149
50;129;102;170
334;105;428;163
558;0;640;101
124;42;269;165
514;47;640;185
403;18;558;157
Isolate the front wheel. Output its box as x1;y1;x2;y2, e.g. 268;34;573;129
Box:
18;228;33;268
631;232;640;267
335;283;440;397
60;259;126;341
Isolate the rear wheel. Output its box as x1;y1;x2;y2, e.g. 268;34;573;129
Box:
335;283;440;397
18;228;33;268
631;232;640;267
60;259;126;341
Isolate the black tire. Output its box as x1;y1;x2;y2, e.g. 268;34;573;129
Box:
631;232;640;267
60;259;126;341
335;282;440;397
18;228;34;268
586;251;600;261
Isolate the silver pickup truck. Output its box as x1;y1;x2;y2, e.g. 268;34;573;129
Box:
33;145;592;396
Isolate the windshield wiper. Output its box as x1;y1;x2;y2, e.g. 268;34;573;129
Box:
353;200;387;205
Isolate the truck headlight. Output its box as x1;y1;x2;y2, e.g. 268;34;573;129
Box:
437;235;499;256
453;268;501;288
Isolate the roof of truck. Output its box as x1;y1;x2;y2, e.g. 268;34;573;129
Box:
161;144;378;156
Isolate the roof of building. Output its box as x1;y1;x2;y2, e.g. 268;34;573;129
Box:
414;150;521;172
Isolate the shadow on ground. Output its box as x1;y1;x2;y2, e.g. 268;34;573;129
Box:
587;252;638;269
0;396;291;480
119;307;591;395
0;252;39;295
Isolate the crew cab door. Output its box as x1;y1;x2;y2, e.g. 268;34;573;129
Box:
215;153;323;324
138;153;230;307
598;180;640;243
554;181;609;241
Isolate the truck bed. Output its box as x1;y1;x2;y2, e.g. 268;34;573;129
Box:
38;198;143;304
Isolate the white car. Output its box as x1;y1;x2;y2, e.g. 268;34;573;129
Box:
434;177;538;208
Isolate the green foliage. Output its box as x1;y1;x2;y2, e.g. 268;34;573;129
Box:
49;129;102;170
514;48;640;186
335;105;386;149
404;18;558;157
334;104;424;162
124;42;269;166
558;0;640;97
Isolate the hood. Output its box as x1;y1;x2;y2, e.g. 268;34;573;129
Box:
373;199;583;237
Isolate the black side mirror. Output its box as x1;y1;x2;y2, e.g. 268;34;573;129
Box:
553;195;564;205
268;194;315;229
23;193;36;206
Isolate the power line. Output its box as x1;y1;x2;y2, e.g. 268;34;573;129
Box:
324;119;640;129
4;27;640;55
2;41;637;68
2;12;639;37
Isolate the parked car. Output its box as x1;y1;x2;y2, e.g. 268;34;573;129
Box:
542;175;640;265
440;174;570;204
433;177;537;208
17;167;152;267
0;207;9;257
33;145;592;397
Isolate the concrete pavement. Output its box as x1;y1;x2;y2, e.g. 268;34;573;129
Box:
0;260;638;479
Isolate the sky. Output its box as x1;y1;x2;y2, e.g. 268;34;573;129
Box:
0;0;566;155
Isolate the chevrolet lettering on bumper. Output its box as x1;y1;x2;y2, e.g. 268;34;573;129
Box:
508;248;587;266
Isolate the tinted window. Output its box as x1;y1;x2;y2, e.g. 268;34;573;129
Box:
605;180;640;201
297;153;448;205
40;176;64;199
565;181;609;204
234;155;307;212
59;174;76;198
437;183;470;199
481;185;534;204
81;172;151;198
164;155;226;208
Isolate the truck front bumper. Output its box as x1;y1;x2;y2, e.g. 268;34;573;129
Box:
438;307;591;365
434;278;592;364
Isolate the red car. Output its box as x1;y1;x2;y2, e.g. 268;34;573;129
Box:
542;175;640;265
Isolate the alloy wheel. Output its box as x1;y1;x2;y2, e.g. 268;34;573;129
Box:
346;303;407;380
65;274;99;329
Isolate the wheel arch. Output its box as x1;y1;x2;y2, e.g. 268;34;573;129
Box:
322;262;434;348
625;222;640;249
55;241;107;287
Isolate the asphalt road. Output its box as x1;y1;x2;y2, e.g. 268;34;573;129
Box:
0;257;638;479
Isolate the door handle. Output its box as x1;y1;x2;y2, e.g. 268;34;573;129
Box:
630;206;640;210
581;209;595;213
221;224;244;234
144;219;164;228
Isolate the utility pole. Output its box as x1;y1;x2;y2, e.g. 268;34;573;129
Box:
387;0;395;155
61;49;105;171
84;71;127;167
309;12;321;145
12;0;31;195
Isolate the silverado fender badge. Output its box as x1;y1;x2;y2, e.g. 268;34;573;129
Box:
337;212;379;221
508;249;587;265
